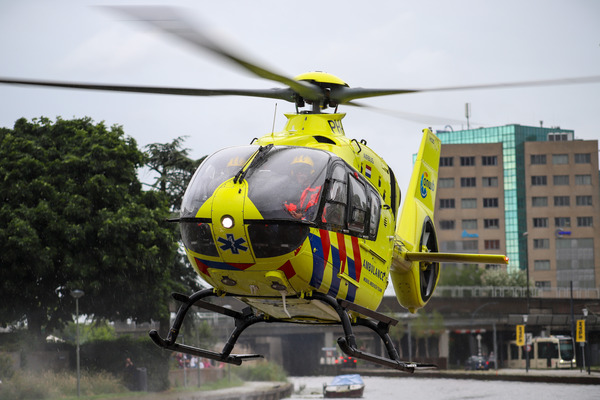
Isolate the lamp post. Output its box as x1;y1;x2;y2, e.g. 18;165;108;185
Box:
582;308;588;374
71;289;84;397
523;314;529;373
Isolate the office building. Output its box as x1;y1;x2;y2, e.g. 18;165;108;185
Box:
435;125;600;290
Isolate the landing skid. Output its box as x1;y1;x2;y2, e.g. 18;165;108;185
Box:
149;289;437;373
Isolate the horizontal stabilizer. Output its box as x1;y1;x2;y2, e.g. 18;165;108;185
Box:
404;252;509;265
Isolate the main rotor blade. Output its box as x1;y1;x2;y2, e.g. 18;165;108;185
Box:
346;101;482;125
0;77;296;102
108;6;322;102
332;75;600;103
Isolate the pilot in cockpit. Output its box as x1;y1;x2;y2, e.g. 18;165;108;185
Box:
284;155;322;221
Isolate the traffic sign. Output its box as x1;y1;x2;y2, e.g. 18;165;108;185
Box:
576;319;586;342
516;324;525;346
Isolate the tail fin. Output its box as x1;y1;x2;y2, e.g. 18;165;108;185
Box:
390;129;508;313
390;129;441;312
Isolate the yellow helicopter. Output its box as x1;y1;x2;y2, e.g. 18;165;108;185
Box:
9;6;600;372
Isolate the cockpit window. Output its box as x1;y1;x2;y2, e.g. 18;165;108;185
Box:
180;146;255;218
246;147;330;222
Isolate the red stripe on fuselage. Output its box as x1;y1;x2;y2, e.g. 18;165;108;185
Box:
278;260;296;280
320;229;331;264
337;232;347;274
194;259;211;277
351;236;362;282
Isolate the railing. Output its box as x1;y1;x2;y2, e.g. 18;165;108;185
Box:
435;286;600;299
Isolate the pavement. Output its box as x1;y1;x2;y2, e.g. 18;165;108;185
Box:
356;367;600;385
121;381;294;400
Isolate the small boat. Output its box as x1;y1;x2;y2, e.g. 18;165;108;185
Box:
323;374;365;398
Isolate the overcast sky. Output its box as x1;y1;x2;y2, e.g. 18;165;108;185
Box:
1;0;599;192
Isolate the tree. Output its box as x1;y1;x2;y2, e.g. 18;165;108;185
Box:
144;136;205;211
438;264;485;286
482;268;528;287
0;117;178;341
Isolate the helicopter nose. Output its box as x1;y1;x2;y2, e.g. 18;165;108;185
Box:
211;182;255;264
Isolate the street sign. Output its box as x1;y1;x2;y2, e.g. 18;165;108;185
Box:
516;324;525;346
576;319;586;342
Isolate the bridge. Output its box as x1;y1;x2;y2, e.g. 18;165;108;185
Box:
194;289;599;375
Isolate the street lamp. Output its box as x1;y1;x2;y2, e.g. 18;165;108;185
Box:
71;289;84;397
523;314;529;373
582;308;588;374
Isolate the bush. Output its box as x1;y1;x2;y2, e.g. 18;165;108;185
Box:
0;370;127;399
81;336;170;391
234;361;287;382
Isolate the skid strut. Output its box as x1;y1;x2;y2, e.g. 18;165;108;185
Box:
149;289;264;365
149;289;436;371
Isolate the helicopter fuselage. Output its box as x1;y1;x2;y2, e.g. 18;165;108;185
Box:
180;113;399;321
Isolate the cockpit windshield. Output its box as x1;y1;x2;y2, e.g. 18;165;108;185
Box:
180;145;330;222
180;146;255;218
245;147;330;222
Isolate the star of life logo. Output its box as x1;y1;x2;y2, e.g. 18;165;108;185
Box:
218;234;248;254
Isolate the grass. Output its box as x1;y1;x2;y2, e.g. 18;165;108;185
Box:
0;361;286;400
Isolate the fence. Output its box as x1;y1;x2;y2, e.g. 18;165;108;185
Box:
435;286;600;299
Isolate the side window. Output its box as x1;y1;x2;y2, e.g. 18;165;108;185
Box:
325;165;347;228
348;175;368;234
368;190;381;239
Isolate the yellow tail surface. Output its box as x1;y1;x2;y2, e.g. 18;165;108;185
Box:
390;129;508;313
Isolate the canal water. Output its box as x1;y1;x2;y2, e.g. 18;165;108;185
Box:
289;375;598;400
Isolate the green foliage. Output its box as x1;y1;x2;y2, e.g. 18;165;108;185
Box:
80;336;170;392
0;117;183;340
0;370;127;400
438;264;485;286
144;136;204;211
234;361;287;382
411;310;445;338
59;320;116;344
482;268;528;287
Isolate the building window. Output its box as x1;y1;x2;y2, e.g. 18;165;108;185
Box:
483;198;499;208
438;178;455;188
554;217;571;228
484;218;499;229
533;239;550;249
535;281;552;289
482;177;498;187
531;197;548;207
575;174;592;185
462;240;478;251
553;196;570;207
534;260;551;271
576;195;593;206
552;154;569;164
440;157;454;167
548;133;570;141
533;218;548;228
574;153;591;164
439;198;455;209
531;176;547;186
461;198;477;209
482;156;498;166
484;240;500;250
439;220;455;230
530;154;546;165
460;156;475;166
577;217;593;227
461;177;476;187
553;175;569;185
462;219;478;230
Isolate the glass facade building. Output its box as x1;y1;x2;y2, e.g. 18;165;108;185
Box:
436;125;573;273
